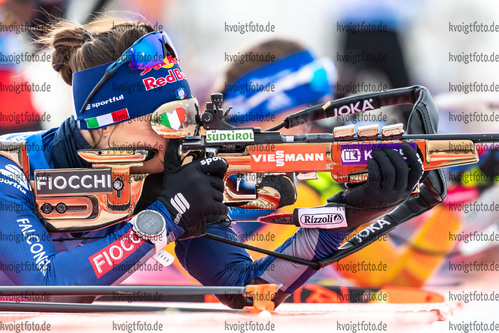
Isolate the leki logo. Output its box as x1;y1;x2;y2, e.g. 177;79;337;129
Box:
35;169;112;195
89;229;146;278
250;145;327;172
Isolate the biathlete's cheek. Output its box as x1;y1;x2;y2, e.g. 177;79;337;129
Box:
130;154;164;174
129;138;167;174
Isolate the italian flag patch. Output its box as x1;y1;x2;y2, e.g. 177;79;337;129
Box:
159;108;186;131
85;109;130;129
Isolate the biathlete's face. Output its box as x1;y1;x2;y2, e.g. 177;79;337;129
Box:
83;116;168;174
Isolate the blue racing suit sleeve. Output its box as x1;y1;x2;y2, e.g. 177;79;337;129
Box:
175;224;350;295
0;158;159;285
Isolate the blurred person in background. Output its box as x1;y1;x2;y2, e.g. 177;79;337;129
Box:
0;0;65;133
333;0;417;126
433;93;499;280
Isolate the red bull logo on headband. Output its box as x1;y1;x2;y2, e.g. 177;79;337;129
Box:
140;56;178;76
142;68;186;91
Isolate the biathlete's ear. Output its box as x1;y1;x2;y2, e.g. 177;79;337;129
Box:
86;127;110;148
99;125;114;136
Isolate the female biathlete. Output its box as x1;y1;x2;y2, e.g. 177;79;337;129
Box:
0;19;423;308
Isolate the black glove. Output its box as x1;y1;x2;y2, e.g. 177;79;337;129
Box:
328;144;424;229
293;144;423;231
158;139;228;239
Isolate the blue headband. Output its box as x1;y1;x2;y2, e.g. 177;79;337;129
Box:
73;61;192;129
223;50;335;124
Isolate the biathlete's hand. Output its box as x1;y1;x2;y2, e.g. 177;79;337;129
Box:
158;139;228;238
340;144;423;208
325;144;424;229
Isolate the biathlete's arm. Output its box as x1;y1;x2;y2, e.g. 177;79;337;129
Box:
0;158;183;286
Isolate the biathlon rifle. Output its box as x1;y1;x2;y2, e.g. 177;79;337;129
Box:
160;86;498;211
16;85;498;268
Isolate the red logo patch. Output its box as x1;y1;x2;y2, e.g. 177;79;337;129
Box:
142;69;186;91
89;229;146;278
250;145;327;172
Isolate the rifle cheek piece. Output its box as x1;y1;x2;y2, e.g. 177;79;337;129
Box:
0;141;156;233
34;149;150;232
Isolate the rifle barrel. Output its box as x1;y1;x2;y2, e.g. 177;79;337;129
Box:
401;133;499;143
